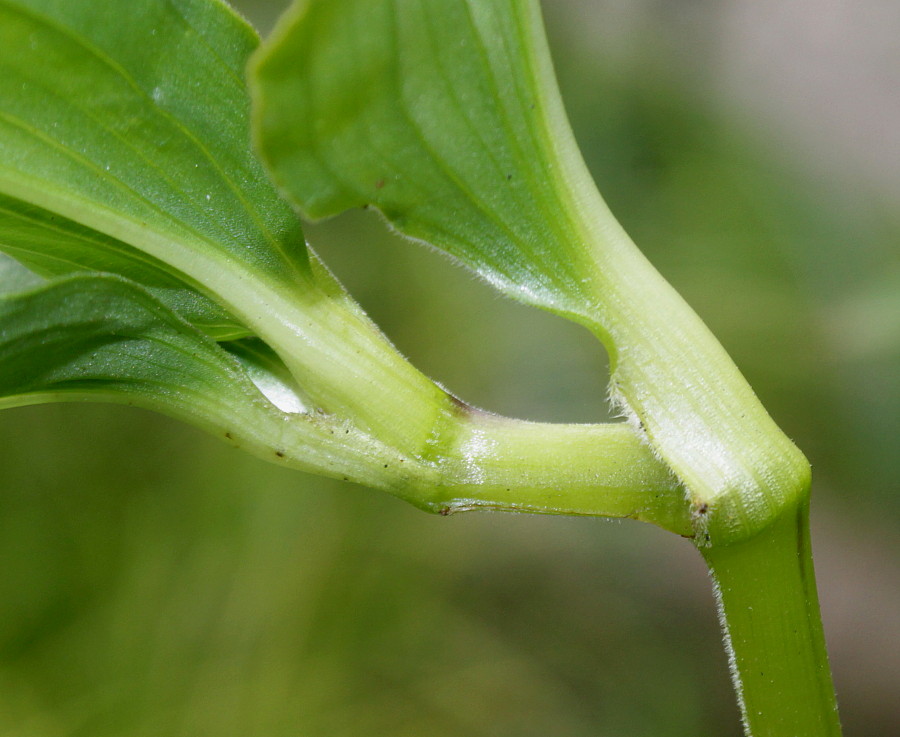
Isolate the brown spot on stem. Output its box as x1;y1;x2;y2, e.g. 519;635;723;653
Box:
375;178;385;189
447;394;492;418
448;394;470;411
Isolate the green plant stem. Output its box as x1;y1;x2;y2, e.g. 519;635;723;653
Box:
419;407;690;534
701;500;841;737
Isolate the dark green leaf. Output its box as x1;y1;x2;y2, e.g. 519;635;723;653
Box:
0;195;249;339
0;273;415;487
252;0;594;315
0;0;311;330
0;274;271;427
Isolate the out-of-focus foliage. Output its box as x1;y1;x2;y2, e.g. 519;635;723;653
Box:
0;1;896;736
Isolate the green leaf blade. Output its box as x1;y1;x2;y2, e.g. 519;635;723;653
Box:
0;0;311;312
0;274;254;421
252;0;592;314
0;195;249;339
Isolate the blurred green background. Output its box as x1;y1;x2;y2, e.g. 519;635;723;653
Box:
1;1;897;735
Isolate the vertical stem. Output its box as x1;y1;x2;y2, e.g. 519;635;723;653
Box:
701;501;841;737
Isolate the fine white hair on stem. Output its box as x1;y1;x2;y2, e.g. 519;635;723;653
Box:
710;573;752;736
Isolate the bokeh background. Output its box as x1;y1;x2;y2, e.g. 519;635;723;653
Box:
1;0;897;734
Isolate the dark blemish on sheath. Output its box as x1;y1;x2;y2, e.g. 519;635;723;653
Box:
449;394;469;410
439;507;451;516
224;432;233;440
448;394;491;418
698;503;708;515
506;173;512;180
275;450;285;458
375;178;385;189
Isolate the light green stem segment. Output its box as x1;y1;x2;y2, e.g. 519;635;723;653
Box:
415;407;689;534
702;501;841;737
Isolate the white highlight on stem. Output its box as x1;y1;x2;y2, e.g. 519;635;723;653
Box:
456;424;497;486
